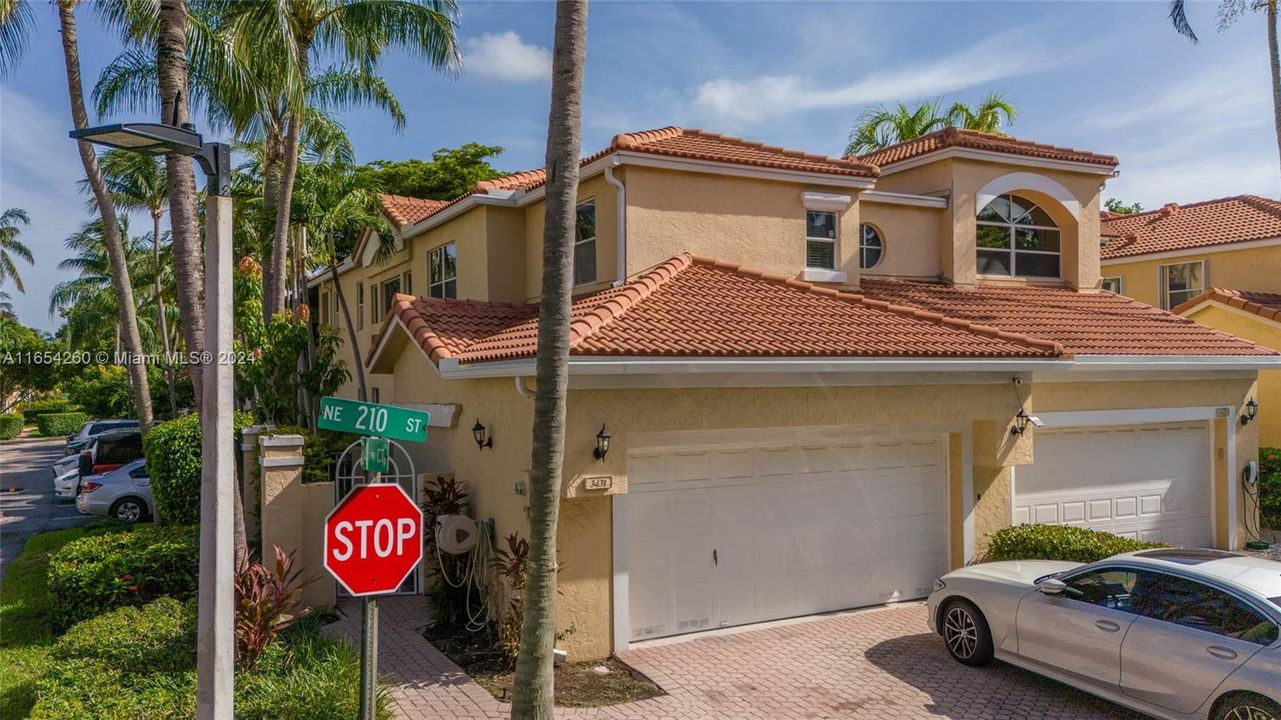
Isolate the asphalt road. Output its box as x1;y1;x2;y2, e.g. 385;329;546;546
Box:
0;435;90;581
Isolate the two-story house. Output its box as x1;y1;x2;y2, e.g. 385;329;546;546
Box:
310;126;1277;660
1099;196;1281;447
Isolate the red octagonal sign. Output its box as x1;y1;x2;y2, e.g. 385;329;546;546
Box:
324;484;423;596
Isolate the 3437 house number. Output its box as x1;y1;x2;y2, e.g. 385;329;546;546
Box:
584;476;612;490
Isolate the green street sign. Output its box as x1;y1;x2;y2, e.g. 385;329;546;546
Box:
318;397;429;443
361;437;389;474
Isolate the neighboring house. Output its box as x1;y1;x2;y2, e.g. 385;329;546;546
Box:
1099;196;1281;448
309;125;1276;660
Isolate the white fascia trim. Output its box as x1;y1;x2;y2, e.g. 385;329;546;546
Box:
1101;236;1281;265
878;146;1117;177
860;189;949;209
802;191;853;212
1070;355;1281;370
307;259;353;288
613;151;878;189
365;314;438;374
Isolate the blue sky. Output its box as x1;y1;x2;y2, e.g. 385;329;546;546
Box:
1;0;1277;331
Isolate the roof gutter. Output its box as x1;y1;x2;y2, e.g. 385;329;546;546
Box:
604;158;627;286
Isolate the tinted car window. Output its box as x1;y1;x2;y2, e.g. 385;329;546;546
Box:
128;464;148;479
1143;574;1279;646
100;436;143;465
1063;568;1156;614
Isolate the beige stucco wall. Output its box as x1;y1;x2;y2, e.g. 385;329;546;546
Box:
1184;304;1281;448
523;173;620;299
258;434;337;610
1101;245;1281;309
860;201;947;278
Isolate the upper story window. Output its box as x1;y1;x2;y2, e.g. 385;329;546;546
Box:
380;276;401;318
1101;276;1124;294
858;224;883;270
806;211;837;270
356;281;365;330
402;271;412;296
428;242;457;299
575;199;597;285
1159;260;1205;309
976;194;1060;279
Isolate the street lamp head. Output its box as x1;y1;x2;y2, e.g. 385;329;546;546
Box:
69;122;205;156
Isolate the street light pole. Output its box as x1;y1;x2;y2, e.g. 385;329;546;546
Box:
68;123;235;720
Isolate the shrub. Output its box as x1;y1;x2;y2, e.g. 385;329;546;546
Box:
235;546;313;670
144;411;252;524
19;398;74;423
65;364;135;419
1260;447;1281;530
46;525;199;629
52;597;196;674
35;411;88;437
984;523;1164;564
0;414;22;440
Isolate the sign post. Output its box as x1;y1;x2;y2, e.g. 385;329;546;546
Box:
320;396;428;720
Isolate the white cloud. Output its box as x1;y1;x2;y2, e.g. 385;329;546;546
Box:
462;31;551;83
692;29;1093;124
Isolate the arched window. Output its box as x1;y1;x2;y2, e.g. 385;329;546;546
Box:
976;194;1060;278
858;224;883;269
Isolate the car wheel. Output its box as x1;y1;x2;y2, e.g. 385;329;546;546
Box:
109;497;147;523
941;599;994;667
1215;693;1280;720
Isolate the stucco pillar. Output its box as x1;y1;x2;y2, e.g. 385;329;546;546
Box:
258;433;335;610
240;426;265;550
969;417;1035;558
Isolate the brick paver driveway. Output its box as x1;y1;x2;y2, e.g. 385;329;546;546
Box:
338;596;1145;719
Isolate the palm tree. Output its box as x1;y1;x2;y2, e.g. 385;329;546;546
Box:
0;208;34;293
946;93;1017;134
84;151;179;416
226;0;460;320
0;0;35;79
56;0;154;432
845;100;947;156
1170;0;1281;173
50;218;159;350
511;2;587;718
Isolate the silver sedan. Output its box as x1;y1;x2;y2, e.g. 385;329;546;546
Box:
927;548;1281;720
75;458;154;522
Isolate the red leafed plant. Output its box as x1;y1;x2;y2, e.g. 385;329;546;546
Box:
233;545;314;669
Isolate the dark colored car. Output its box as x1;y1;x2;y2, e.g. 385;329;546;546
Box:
65;419;140;455
77;429;143;486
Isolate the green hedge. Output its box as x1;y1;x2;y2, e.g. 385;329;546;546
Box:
35;412;88;437
52;597;195;675
984;524;1164;564
46;525;198;629
19;399;75;423
1261;447;1281;530
0;414;22;440
144;411;253;524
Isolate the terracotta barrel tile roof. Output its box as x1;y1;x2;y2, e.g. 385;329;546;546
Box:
854;127;1118;169
1100;195;1281;260
610;127;879;178
1172;288;1281;322
858;279;1275;356
379;194;450;227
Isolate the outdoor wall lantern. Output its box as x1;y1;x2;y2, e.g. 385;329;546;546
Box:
1009;409;1044;436
472;419;493;450
593;424;611;461
1241;399;1259;426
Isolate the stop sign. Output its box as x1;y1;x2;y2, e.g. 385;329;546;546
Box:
324;483;424;596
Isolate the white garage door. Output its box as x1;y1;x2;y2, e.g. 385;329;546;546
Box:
1014;422;1212;547
626;429;948;641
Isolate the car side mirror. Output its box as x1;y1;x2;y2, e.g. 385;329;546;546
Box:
1038;578;1067;596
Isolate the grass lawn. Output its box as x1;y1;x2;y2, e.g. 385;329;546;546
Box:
426;626;664;707
0;523;120;718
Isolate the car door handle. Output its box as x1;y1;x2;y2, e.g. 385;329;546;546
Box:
1095;620;1121;632
1206;646;1238;661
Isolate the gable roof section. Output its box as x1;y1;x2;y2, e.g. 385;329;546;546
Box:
1100;195;1281;260
1173;288;1281;323
858;279;1273;356
380;194;450;227
370;254;1063;368
854;127;1118;170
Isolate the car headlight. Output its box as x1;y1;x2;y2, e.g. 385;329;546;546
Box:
932;578;947;593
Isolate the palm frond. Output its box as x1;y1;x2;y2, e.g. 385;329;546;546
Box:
1169;0;1200;42
0;0;37;79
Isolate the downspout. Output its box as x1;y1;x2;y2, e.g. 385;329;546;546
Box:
514;376;534;399
604;158;626;286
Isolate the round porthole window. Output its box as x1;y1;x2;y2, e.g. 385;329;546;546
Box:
859;224;883;269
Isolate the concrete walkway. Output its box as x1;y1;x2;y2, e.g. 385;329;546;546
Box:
0;435;90;580
330;596;1140;720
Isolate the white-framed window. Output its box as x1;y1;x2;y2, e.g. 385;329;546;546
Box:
806;211;837;270
380;276;401;317
319;291;330;325
976;193;1061;278
858;223;884;270
356;281;365;330
575;199;597;285
402;271;413;297
1159;260;1205;309
1100;276;1124;294
428;242;457;299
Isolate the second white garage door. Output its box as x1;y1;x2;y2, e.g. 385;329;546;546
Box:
1013;422;1212;547
626;428;948;641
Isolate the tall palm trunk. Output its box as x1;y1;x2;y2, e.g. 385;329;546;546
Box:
153;210;178;418
269;54;308;319
261;130;283;319
158;0;205;409
58;0;154;433
511;2;587;718
1269;0;1281;175
328;246;368;403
